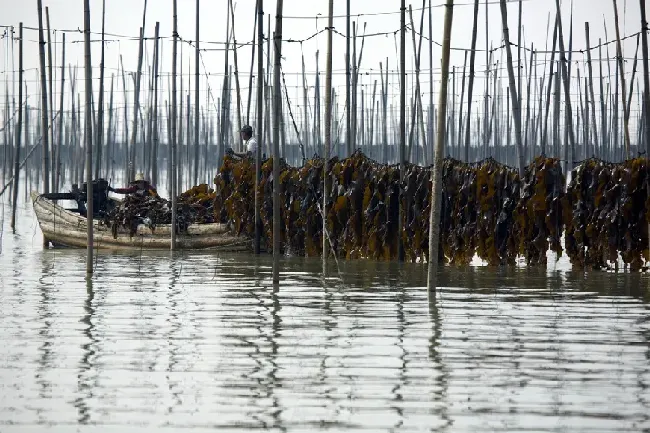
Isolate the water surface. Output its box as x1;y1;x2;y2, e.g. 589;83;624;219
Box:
1;197;649;432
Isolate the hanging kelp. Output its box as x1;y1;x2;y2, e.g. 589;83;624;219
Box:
564;158;649;270
213;151;568;265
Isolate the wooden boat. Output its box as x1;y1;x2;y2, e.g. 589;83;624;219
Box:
31;191;251;251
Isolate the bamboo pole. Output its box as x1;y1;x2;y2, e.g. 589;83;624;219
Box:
151;23;160;187
345;0;351;156
640;0;650;154
457;51;468;156
598;39;607;159
83;0;93;273
427;0;454;291
55;33;65;193
323;0;333;264
193;2;200;186
272;1;284;284
255;0;264;255
37;0;50;197
129;12;147;181
10;24;22;232
612;0;631;157
463;0;479;162
246;0;258;126
105;74;114;178
553;0;576;173
499;0;525;175
229;0;243;152
301;53;310;155
45;7;54;188
398;0;406;261
584;23;600;157
541;17;559;155
523;45;534;161
171;0;178;250
94;0;106;180
626;36;640;127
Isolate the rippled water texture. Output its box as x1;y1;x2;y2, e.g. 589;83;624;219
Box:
1;196;650;432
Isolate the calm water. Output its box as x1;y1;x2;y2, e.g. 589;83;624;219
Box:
1;196;650;432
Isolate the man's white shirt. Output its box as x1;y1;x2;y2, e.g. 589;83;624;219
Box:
246;137;258;153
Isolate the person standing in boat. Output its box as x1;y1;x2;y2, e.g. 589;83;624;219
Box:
109;173;159;198
229;125;258;158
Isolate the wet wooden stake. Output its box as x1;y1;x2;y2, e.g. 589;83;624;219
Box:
427;0;454;291
229;0;243;151
553;0;576;175
464;0;479;162
255;0;263;255
37;0;50;200
45;7;54;187
323;0;333;266
194;2;200;187
171;0;178;251
95;0;106;179
56;33;65;193
640;0;650;154
499;0;525;176
272;0;284;284
83;0;93;274
10;23;22;232
612;0;631;157
398;0;405;261
584;23;599;157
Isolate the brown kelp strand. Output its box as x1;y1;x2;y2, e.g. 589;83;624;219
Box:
104;183;216;238
213;151;567;264
564;158;650;270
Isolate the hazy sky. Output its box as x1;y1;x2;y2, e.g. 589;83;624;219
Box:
0;0;645;136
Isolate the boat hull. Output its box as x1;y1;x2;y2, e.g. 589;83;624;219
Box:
31;192;251;251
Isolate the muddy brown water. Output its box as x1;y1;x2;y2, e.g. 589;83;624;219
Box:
1;193;649;432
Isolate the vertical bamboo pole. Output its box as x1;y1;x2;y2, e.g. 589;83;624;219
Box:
345;0;351;156
45;7;54;187
598;39;607;158
95;0;106;179
428;0;454;291
301;54;310;155
106;75;114;178
193;3;200;186
640;0;650;154
56;33;65;193
151;23;160;187
542;17;559;155
554;0;576;175
523;45;534;161
255;0;264;255
625;36;640;128
457;51;468;155
499;0;525;175
272;0;284;284
83;0;93;273
171;0;178;250
464;0;479;162
10;24;22;232
612;0;631;157
398;0;406;261
130;9;147;181
323;0;333;264
246;0;258;125
229;0;243;152
585;23;599;156
37;0;50;197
